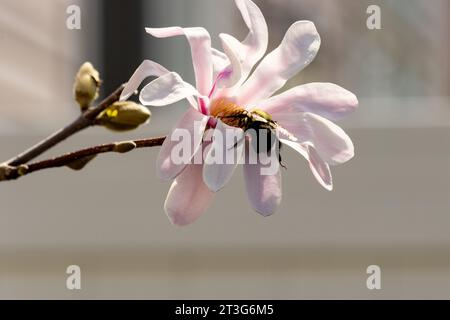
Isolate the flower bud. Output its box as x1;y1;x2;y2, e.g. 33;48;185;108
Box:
17;165;29;176
73;62;101;111
0;164;13;181
66;155;97;171
96;101;151;131
113;141;137;153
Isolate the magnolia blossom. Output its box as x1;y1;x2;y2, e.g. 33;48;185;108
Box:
121;0;358;225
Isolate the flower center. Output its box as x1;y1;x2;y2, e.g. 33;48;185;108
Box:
209;98;287;168
209;98;246;127
209;98;275;130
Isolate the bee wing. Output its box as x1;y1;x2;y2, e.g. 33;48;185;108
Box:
250;113;269;123
250;113;297;141
274;123;298;142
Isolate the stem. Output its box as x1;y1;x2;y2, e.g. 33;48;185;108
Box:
1;136;166;181
5;84;125;167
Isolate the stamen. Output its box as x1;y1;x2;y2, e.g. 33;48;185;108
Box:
208;69;232;98
199;97;208;116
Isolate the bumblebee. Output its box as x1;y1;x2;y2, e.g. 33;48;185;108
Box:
210;98;287;168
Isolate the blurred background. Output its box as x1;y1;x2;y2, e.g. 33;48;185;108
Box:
0;0;449;299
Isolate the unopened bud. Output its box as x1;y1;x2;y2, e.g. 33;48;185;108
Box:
0;164;13;181
17;165;29;176
66;155;97;171
113;141;137;153
96;101;151;131
73;62;101;111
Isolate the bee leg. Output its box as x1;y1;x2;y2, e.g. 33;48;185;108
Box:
278;141;287;169
278;153;287;170
230;125;248;151
230;135;245;150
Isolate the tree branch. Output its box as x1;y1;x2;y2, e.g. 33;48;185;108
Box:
5;84;126;167
1;136;166;181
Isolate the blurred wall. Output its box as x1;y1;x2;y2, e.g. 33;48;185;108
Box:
0;0;103;133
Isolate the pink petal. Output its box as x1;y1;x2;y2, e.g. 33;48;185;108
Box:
243;161;282;217
156;108;209;181
164;162;214;226
120;60;170;101
218;0;268;87
306;145;333;191
203;120;245;192
237;21;321;106
258;83;358;121
211;48;230;77
233;0;268;75
302;113;354;165
216;35;243;88
146;27;213;96
275;112;354;165
280;139;332;191
139;72;203;107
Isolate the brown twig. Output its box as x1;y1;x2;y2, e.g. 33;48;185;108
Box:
5;84;126;167
1;137;166;181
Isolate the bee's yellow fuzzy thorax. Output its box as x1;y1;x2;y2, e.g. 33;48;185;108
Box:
251;109;273;122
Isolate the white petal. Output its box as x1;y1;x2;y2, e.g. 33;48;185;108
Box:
139;72;202;107
217;0;268;88
156;108;209;181
120;60;170;101
231;0;268;77
164;162;214;226
303;113;354;165
216;34;243;88
280;139;332;191
237;21;321;105
258;83;358;121
275;112;354;165
146;27;213;96
211;48;230;76
206;47;240;99
243;160;282;217
203;120;245;192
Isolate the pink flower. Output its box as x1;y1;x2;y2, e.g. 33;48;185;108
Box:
121;0;358;226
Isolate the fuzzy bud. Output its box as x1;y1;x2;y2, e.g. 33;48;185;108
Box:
96;101;151;132
66;155;97;171
0;164;13;181
113;141;137;153
17;165;29;176
73;62;101;111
